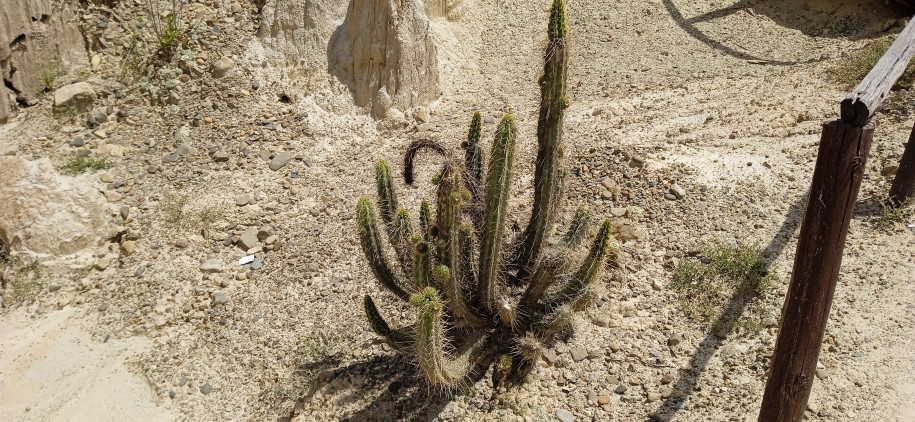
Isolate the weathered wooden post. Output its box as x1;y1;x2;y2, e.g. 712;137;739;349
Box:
759;16;915;421
888;123;915;206
758;121;873;421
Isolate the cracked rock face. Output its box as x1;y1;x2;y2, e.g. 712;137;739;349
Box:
0;157;118;269
0;0;88;122
328;0;441;117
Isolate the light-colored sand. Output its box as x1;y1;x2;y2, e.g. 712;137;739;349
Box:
0;307;175;422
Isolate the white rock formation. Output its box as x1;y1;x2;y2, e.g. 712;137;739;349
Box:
328;0;441;117
0;157;117;268
0;0;88;121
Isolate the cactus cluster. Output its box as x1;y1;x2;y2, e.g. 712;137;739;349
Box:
356;0;614;389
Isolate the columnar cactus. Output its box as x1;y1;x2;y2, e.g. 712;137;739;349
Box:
356;0;614;388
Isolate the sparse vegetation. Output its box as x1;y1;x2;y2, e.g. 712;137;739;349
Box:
145;0;187;60
672;242;772;333
159;193;226;233
0;254;43;307
40;66;58;91
828;38;915;88
875;198;907;230
60;155;113;173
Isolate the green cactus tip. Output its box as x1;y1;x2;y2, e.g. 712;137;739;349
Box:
548;0;567;40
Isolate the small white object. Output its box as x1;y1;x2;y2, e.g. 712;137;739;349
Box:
238;255;255;265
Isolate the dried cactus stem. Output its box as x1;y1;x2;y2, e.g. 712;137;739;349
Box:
357;197;412;301
479;115;517;311
548;220;613;305
520;205;593;307
364;295;411;351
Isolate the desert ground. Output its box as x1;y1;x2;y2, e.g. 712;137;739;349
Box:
1;0;914;421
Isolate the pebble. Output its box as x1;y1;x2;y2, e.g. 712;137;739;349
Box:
647;392;661;402
555;409;575;422
100;173;114;183
670;183;686;199
70;137;86;147
49;284;62;292
668;333;683;347
213;151;230;162
608;340;621;352
610;207;627;217
169;390;176;399
598;395;611;405
629;155;646;168
269;151;294;171
213;292;229;305
120;240;137;257
200;258;224;273
236;194;252;206
251;258;263;270
200;383;213;394
238;227;259;250
120;206;130;219
211;57;235;77
661;373;674;384
615;385;627;394
815;368;829;379
176;143;198;155
135;266;146;277
98;304;108;312
570;346;588;362
664;193;677;200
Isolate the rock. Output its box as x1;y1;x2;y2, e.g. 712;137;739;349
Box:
120;206;130;219
415;107;431;123
608;340;621;352
327;0;439;117
815;368;829;379
199;383;213;394
98;303;108;312
610;207;627;217
598;395;612;405
615;223;639;241
251;258;263;270
661;373;674;384
211;57;235;77
70;137;86;147
89;108;108;124
628;155;646;168
235;194;252;206
100;173;114;183
670;183;686;199
176;143;198;155
555;409;575;422
54;82;96;111
664;193;677;200
213;292;229;305
257;225;273;241
96;143;125;157
200;258;223;273
269;151;294;171
668;333;683;347
647;392;661;402
237;227;259;250
168;391;176;399
570;346;588;362
600;189;614;200
105;192;123;202
120;240;137;257
0;157;118;268
48;284;62;292
484;116;494;124
542;348;559;365
615;385;627;394
213;151;230;162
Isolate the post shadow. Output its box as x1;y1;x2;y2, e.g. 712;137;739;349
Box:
651;189;809;421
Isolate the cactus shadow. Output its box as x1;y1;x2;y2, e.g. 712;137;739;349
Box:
293;352;456;422
651;190;808;421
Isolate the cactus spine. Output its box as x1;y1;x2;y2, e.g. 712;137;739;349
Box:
355;0;616;389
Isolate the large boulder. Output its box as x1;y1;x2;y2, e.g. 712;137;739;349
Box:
0;157;118;268
53;82;96;111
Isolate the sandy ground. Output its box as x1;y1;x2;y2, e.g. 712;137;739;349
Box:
0;307;176;421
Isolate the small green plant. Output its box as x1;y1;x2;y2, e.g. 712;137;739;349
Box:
672;243;771;333
60;155;112;173
828;38;915;88
40;66;57;91
875;199;906;230
1;255;43;306
356;0;615;390
145;0;186;60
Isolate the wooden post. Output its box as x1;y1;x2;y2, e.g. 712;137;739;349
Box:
889;122;915;206
758;120;873;421
841;15;915;125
